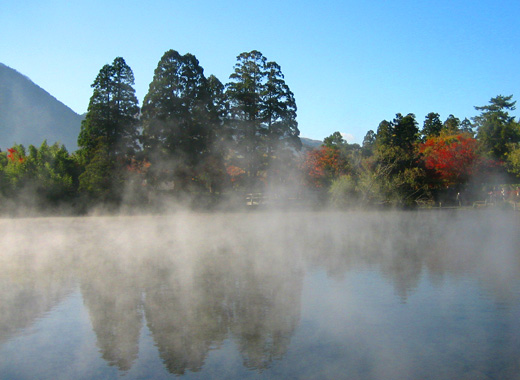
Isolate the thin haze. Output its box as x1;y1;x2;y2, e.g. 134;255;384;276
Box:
2;0;519;143
0;211;518;378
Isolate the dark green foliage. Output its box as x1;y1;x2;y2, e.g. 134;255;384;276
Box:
0;141;79;208
206;74;229;130
421;112;443;139
375;113;419;160
262;61;301;153
376;120;393;147
226;51;300;188
459;118;474;135
78;57;140;161
442;114;461;134
506;145;520;177
473;95;520;160
78;138;116;201
423;113;474;140
361;130;376;157
142;50;210;159
371;113;424;205
5;52;520;212
392;113;419;151
30;141;78;202
226;51;267;182
77;57;140;203
325;131;361;168
323;131;347;148
141;50;224;195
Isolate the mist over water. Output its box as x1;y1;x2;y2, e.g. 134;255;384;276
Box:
0;210;519;379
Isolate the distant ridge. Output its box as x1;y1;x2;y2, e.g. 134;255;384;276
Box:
300;137;322;150
0;63;82;152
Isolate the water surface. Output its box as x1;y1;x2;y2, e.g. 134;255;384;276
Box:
0;211;519;379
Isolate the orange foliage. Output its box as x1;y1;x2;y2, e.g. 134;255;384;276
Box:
418;134;488;186
302;146;349;188
7;148;24;164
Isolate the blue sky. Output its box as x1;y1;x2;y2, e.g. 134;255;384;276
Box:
2;0;519;143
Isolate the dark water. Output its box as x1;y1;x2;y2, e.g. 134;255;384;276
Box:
0;211;519;379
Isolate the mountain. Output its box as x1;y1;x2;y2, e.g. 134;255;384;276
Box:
300;137;322;150
0;63;83;152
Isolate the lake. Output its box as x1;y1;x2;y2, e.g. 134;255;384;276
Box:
0;210;519;379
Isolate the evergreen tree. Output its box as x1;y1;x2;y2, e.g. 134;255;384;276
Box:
77;57;140;203
226;51;300;186
78;57;140;160
141;50;221;193
459;118;474;136
204;74;230;195
323;131;347;149
374;114;424;205
392;113;419;151
421;112;442;139
361;130;376;157
473;95;520;160
206;74;228;129
376;120;393;148
206;74;230;154
78;138;115;202
261;61;301;155
442;114;461;135
226;51;267;181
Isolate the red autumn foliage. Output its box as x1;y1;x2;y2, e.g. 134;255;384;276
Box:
7;148;24;164
302;146;349;188
418;134;487;186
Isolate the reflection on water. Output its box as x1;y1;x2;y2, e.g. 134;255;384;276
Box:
0;211;518;379
0;218;77;344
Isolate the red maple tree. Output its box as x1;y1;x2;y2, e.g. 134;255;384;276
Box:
302;146;349;188
418;134;485;186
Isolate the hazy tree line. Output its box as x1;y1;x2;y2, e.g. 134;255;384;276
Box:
0;51;300;212
0;50;519;212
311;95;520;208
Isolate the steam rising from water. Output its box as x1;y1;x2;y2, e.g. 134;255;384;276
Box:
0;210;519;379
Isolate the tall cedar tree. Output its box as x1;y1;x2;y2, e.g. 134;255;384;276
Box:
77;57;140;201
226;51;300;185
78;57;140;161
141;50;222;191
262;61;301;154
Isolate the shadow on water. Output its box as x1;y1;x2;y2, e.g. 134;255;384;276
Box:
0;210;518;379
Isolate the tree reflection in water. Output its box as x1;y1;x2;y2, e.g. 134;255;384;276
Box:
75;213;304;374
0;211;518;378
0;217;77;344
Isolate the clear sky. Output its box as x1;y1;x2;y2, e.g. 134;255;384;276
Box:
2;0;519;143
